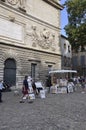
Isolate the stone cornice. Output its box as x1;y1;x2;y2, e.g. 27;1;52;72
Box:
43;0;64;10
28;59;41;63
0;42;61;57
45;61;56;64
61;34;68;40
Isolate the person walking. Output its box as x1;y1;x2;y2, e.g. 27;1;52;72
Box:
27;76;33;93
20;76;29;103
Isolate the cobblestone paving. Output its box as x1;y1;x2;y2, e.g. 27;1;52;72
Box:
0;90;86;130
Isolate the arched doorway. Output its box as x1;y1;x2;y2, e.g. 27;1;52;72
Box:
4;58;16;87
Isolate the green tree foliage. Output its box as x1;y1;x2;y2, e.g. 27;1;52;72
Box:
64;0;86;51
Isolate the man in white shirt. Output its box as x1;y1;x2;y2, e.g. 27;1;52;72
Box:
27;76;33;93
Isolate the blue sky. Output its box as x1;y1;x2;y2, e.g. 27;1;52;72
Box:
61;0;68;36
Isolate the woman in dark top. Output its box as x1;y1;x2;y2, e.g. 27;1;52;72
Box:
20;76;29;103
22;76;29;95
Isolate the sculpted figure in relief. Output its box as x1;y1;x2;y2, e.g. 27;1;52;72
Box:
49;33;56;51
31;25;39;47
39;28;56;50
41;28;50;39
26;25;56;50
38;28;50;49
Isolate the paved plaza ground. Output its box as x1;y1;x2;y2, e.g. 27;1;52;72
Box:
0;88;86;130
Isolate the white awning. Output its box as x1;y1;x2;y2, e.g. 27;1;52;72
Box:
49;69;77;74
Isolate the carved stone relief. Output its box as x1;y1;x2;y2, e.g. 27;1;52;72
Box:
26;25;56;50
31;25;39;47
7;0;19;5
6;0;26;11
19;0;26;9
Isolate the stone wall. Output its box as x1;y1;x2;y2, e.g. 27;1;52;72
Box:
0;0;62;88
0;43;61;88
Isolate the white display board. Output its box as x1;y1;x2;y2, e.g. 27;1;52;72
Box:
40;90;46;99
35;82;44;89
0;18;24;42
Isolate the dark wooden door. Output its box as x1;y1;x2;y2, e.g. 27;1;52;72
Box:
4;58;16;87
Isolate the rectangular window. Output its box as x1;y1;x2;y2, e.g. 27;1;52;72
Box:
64;56;67;66
0;17;24;42
48;65;52;73
31;63;37;81
68;58;71;67
68;45;70;53
72;56;78;67
64;43;66;49
61;57;64;67
80;55;85;66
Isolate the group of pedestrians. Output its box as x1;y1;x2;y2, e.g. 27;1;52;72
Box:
20;75;37;103
0;75;86;103
72;76;86;91
45;75;86;93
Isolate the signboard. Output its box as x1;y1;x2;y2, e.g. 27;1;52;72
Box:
35;82;44;89
0;18;24;42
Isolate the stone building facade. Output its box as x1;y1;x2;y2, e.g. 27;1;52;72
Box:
72;48;86;77
60;35;72;70
0;0;63;88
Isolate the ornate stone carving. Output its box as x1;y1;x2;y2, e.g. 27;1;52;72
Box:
26;25;56;50
7;0;26;12
49;33;56;51
31;25;39;47
26;25;38;47
37;29;50;49
41;28;50;39
38;28;56;49
7;0;19;5
9;15;15;22
19;0;26;9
